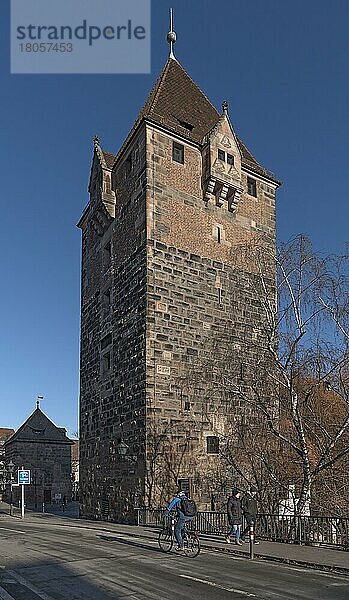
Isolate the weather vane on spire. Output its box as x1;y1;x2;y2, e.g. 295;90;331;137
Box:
167;8;177;59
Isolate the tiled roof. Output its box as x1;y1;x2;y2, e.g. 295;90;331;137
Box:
140;57;220;144
114;57;279;183
5;408;73;445
0;428;15;443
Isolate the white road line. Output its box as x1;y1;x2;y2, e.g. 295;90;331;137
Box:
0;528;26;534
0;585;16;600
179;574;257;597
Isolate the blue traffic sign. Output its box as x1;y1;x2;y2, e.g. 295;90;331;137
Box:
18;470;31;485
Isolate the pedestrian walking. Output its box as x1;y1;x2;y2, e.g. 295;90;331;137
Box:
62;495;67;512
241;485;259;544
226;488;243;545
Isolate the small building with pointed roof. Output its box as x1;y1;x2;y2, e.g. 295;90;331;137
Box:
5;404;73;506
78;22;281;521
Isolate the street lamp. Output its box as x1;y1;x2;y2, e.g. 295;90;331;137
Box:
116;439;129;457
116;439;137;464
116;439;140;512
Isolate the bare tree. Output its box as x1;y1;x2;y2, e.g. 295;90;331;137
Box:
228;235;349;514
143;236;349;515
179;236;349;515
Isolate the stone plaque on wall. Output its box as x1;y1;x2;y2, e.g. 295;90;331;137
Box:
156;365;171;375
156;301;168;312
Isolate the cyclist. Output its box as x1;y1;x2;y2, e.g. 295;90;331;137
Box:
166;490;197;550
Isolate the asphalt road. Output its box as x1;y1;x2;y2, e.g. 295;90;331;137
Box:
0;517;348;600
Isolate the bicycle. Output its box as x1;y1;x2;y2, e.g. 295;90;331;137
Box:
158;514;200;558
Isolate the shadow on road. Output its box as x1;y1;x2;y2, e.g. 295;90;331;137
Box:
0;557;135;600
98;533;163;555
27;501;80;519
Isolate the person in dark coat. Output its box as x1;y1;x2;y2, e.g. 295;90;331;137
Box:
226;488;243;545
241;485;259;544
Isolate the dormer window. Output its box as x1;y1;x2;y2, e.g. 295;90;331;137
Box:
173;142;184;164
227;154;234;165
218;149;225;161
178;119;194;132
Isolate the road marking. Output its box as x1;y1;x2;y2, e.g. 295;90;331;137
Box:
0;586;16;600
0;528;26;534
179;575;256;597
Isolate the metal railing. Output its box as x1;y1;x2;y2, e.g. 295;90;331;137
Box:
136;508;349;549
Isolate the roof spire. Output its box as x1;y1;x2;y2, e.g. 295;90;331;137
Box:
167;8;177;60
36;395;43;409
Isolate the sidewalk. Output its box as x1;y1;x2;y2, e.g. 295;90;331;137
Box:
100;523;349;574
1;504;348;575
0;500;20;518
0;500;79;519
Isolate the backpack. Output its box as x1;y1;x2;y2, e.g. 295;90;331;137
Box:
180;497;197;517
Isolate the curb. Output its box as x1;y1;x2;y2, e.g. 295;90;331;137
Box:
199;542;349;576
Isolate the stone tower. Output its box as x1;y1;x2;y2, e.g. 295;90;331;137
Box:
78;51;280;521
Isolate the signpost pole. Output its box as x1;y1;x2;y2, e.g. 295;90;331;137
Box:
18;466;30;519
21;483;24;519
21;465;25;519
249;523;254;560
10;477;13;516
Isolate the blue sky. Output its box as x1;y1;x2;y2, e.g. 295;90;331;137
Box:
1;0;348;435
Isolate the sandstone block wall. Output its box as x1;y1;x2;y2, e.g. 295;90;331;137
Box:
143;125;277;507
79;128;147;521
79;117;278;517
